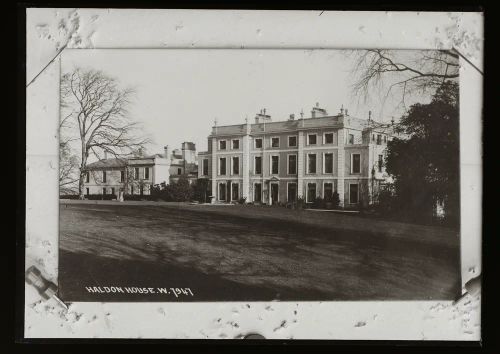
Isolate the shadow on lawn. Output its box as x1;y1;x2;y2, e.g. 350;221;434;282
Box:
58;249;330;302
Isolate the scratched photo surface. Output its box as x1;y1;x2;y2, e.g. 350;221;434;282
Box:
58;49;461;301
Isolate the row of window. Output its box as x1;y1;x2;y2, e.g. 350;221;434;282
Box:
218;132;336;151
85;167;150;183
216;181;360;204
219;132;388;151
202;153;362;176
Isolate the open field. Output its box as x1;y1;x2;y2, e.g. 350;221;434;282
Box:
59;200;460;301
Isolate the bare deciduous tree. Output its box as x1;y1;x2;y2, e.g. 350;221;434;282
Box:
347;49;459;110
60;68;149;199
59;136;80;195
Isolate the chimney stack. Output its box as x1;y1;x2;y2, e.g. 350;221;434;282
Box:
368;110;372;121
255;108;271;124
289;114;295;121
164;145;170;159
311;102;327;118
138;147;143;157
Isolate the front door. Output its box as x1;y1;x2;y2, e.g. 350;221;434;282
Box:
271;183;279;205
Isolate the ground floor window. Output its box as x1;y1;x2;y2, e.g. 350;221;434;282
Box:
102;188;107;195
111;187;115;195
219;183;226;201
324;182;333;200
307;183;316;203
231;183;239;201
349;183;359;204
254;183;262;202
287;183;297;202
86;188;89;195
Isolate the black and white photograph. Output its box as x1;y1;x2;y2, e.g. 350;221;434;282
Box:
57;48;461;302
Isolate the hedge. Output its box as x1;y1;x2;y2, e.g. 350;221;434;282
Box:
59;195;116;200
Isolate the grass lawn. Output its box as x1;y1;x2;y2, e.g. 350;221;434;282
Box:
59;200;460;302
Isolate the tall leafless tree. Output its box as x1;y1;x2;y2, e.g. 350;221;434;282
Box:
60;68;149;199
347;49;459;111
59;135;80;195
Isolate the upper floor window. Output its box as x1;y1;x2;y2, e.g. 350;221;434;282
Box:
348;134;355;145
178;168;182;175
307;134;317;145
144;167;150;180
254;156;262;174
85;172;90;183
120;170;125;183
271;137;280;148
102;171;107;183
271;156;279;174
351;153;361;174
219;140;227;150
288;136;297;147
203;159;209;176
308;154;317;174
376;134;382;145
384;135;387;143
378;154;383;172
219;157;227;175
232;139;240;149
255;138;263;149
134;167;140;180
232;156;239;175
324;132;334;144
324;153;334;174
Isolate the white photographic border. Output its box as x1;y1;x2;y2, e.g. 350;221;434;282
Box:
25;9;483;340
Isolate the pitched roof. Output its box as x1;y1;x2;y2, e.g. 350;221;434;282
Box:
86;158;128;170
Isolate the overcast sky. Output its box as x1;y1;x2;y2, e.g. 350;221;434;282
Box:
61;49;428;154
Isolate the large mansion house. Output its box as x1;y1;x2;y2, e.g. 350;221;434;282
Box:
197;104;396;208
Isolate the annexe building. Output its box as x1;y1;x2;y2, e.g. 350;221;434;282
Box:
197;104;396;208
84;142;197;198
